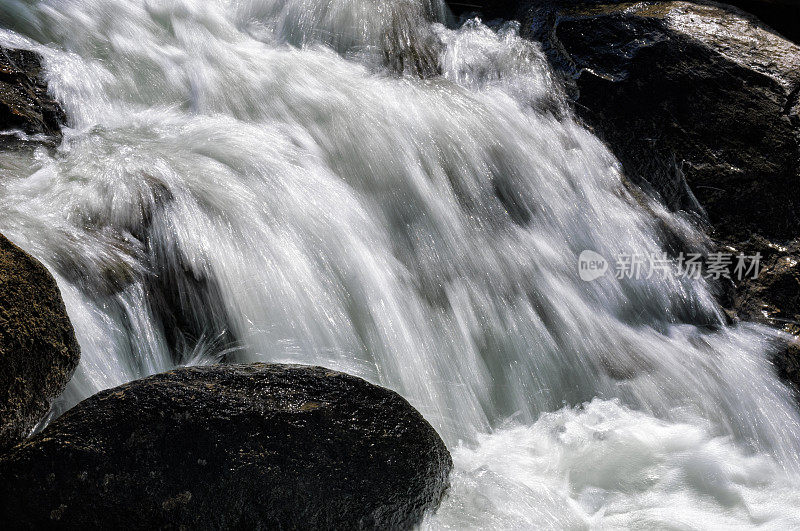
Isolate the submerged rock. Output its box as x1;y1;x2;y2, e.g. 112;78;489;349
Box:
0;47;65;142
0;364;452;529
0;233;80;452
381;0;444;77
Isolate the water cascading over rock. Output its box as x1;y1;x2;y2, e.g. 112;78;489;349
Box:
0;0;799;527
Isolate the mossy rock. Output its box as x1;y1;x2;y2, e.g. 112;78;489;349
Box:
0;232;80;451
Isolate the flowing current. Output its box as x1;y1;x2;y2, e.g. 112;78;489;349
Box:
1;0;800;527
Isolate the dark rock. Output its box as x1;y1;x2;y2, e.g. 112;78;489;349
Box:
717;236;800;389
445;1;800;386
522;0;800;243
446;0;525;19
0;363;452;529
445;1;800;44
0;233;80;451
774;336;800;395
724;237;800;328
0;47;65;143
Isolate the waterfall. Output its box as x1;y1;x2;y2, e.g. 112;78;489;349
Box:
0;0;798;526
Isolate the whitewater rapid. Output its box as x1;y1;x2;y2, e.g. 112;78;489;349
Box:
0;0;799;527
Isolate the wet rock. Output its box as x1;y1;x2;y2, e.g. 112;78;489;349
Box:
0;233;80;451
0;364;452;529
446;0;524;19
725;237;800;328
714;236;800;390
522;0;800;242
775;337;800;395
0;47;65;143
446;1;800;43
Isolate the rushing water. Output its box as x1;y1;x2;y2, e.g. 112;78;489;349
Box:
1;0;799;527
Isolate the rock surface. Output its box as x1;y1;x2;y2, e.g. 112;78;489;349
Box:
722;237;800;328
447;0;521;19
0;233;80;452
522;0;800;242
0;363;452;529
447;1;800;241
447;1;800;44
0;47;65;142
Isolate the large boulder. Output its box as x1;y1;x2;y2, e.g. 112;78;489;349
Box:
522;0;800;242
0;233;80;452
0;46;65;142
446;0;800;240
0;364;452;529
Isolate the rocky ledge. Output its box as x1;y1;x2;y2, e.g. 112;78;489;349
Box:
0;233;80;452
0;363;452;529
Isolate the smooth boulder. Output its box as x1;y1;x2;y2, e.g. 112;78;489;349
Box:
0;363;452;529
0;47;65;142
0;233;80;451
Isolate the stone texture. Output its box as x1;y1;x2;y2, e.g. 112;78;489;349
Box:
0;363;452;530
0;47;65;142
0;232;80;452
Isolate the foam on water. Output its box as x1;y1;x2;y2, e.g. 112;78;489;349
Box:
0;0;798;526
428;399;800;529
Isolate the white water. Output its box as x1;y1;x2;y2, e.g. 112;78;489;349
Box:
0;0;799;527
